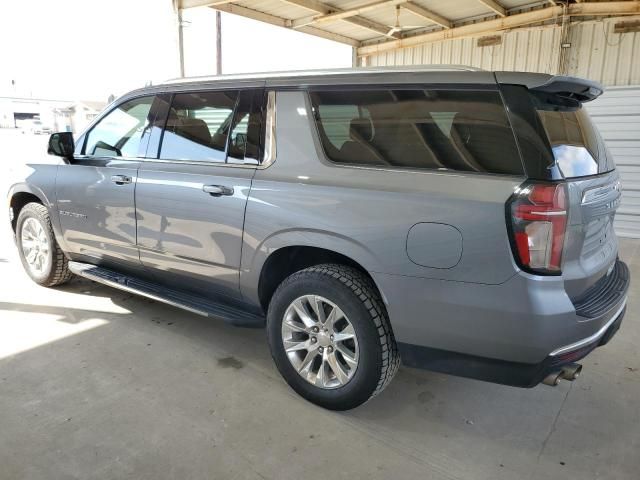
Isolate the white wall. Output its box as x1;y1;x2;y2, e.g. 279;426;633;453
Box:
587;86;640;238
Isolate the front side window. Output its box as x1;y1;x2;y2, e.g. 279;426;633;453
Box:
309;88;523;175
159;90;239;163
84;96;154;158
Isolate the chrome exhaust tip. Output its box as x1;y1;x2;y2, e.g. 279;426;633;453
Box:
560;363;582;381
542;371;563;386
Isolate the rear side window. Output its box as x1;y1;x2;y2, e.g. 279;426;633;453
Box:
228;89;264;165
157;89;264;164
160;90;239;163
309;88;523;175
84;96;154;158
532;92;614;178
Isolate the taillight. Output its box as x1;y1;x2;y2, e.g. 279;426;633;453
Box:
507;182;568;275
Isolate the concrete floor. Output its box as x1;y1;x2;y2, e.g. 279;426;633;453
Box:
0;130;639;480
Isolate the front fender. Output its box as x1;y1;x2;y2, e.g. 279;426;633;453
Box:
7;165;63;245
8;182;53;210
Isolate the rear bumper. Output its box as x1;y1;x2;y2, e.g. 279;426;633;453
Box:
374;259;630;386
397;301;626;387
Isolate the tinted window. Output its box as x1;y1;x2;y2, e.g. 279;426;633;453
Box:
310;89;523;175
84;96;154;157
228;89;263;164
160;90;239;162
533;92;614;178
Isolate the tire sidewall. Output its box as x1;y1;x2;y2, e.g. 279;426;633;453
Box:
267;269;383;410
16;206;55;285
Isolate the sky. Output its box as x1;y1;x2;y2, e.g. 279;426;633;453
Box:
0;0;352;102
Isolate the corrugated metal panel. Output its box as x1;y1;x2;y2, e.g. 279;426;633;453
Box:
367;17;640;86
587;86;640;238
568;19;640;87
368;24;561;74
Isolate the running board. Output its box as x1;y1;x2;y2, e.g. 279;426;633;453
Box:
68;261;265;328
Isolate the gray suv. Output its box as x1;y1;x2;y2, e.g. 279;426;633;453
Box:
9;67;629;410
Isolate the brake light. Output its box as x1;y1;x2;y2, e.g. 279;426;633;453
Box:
507;182;567;275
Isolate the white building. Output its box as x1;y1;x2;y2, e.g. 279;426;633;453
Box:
0;97;105;133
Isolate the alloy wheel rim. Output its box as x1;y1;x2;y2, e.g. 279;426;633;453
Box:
21;217;50;276
281;295;359;389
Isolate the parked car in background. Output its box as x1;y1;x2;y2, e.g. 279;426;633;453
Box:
8;67;629;410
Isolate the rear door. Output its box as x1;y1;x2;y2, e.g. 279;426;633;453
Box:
533;94;621;298
56;95;158;274
135;87;264;301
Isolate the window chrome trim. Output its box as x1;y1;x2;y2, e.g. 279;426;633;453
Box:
136;158;256;168
260;90;277;169
75;155;258;170
71;154;144;163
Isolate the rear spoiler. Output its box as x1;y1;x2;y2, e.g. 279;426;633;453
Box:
494;72;604;102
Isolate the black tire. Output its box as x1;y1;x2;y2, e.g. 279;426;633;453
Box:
16;202;73;287
267;264;400;410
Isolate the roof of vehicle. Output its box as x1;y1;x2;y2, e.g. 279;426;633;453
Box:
121;66;603;104
162;65;486;84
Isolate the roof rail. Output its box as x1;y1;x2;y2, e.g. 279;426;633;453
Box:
163;65;485;85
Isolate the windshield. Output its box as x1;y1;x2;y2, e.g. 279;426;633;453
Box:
532;92;615;178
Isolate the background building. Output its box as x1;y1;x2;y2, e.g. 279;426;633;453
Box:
0;97;106;133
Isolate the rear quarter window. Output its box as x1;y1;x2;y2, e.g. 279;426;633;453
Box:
532;92;615;178
309;88;524;176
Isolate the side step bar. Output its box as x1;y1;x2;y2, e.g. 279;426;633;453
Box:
68;261;265;328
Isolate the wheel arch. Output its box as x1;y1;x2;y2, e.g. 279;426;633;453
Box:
255;243;386;314
8;184;50;231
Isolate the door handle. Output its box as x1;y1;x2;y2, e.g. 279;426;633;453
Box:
111;174;132;185
203;184;234;196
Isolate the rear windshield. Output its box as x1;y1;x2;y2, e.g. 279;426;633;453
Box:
532;92;615;178
309;88;524;175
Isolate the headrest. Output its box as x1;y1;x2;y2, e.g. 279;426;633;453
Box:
450;112;474;144
176;117;212;145
349;117;374;142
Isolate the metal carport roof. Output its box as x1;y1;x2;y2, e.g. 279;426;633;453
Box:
177;0;640;58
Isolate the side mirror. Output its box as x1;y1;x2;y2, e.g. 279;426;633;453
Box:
48;132;75;160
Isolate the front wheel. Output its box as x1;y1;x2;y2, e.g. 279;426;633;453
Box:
16;202;73;287
267;264;400;410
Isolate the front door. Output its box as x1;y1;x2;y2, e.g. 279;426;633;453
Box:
56;95;157;274
135;87;264;301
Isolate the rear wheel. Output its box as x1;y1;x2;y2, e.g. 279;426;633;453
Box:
16;203;73;287
267;264;400;410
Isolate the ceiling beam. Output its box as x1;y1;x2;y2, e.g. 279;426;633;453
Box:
281;0;397;37
292;0;407;28
358;1;640;56
178;0;236;8
401;1;451;29
209;3;360;46
571;0;640;16
341;16;398;37
359;5;561;55
475;0;506;17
